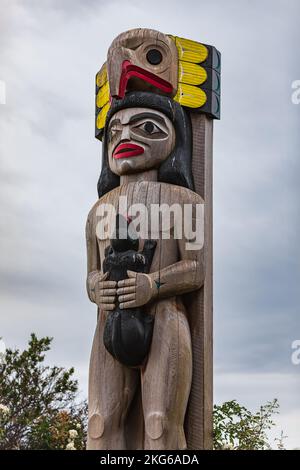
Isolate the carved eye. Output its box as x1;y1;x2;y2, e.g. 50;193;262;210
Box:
138;121;162;135
109;125;122;140
146;49;163;65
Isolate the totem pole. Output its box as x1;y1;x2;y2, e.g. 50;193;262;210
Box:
86;28;221;450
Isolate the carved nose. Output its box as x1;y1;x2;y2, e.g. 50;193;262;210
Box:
120;125;131;141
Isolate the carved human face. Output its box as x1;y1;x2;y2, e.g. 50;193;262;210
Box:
107;107;175;176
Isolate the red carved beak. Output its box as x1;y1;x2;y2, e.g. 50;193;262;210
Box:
113;142;145;159
117;60;173;98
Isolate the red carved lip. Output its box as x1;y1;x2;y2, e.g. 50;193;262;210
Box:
113;142;144;159
117;60;173;98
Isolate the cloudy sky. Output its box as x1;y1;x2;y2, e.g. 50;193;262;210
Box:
0;0;299;448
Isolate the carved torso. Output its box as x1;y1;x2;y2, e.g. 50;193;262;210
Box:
90;181;204;283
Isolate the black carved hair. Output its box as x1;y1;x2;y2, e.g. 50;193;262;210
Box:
97;91;194;198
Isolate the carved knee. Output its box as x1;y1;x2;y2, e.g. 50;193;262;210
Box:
88;412;105;439
145;412;166;440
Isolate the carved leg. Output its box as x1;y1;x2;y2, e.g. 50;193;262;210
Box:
141;298;192;450
87;311;139;450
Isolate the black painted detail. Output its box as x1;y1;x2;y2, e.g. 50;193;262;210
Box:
154;279;164;289
146;49;162;65
97;91;195;198
103;214;157;367
144;121;155;134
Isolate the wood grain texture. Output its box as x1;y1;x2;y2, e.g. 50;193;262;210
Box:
88;83;214;449
86;180;205;449
107;28;178;98
183;113;213;450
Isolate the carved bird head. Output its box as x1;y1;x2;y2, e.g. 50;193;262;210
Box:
95;29;221;139
107;28;178;99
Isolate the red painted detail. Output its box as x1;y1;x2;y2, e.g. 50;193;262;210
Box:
113;142;144;159
117;60;173;98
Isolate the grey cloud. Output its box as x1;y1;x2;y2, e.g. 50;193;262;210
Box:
0;0;299;447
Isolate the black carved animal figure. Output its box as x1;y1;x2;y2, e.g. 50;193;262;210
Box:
102;215;156;367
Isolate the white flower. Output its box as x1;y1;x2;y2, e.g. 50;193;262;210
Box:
76;423;81;429
222;442;234;450
0;404;9;416
65;441;76;450
69;429;78;439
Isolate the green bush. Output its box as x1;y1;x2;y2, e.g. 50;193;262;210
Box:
0;334;286;450
0;334;87;450
213;399;281;450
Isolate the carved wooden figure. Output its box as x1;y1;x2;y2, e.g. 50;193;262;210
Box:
86;28;221;450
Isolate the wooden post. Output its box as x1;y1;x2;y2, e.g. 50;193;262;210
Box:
87;29;220;450
184;114;213;449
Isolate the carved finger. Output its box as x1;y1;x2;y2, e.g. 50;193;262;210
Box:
116;286;136;295
101;303;115;311
119;300;137;309
99;280;117;289
99;296;115;304
118;278;136;288
127;270;137;278
118;293;136;303
99;272;109;281
100;288;116;296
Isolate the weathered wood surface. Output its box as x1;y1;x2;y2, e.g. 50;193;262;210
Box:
88;27;217;450
87;180;205;449
107;28;178;98
184;113;213;449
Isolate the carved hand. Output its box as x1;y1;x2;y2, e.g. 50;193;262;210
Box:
117;271;157;309
92;271;117;311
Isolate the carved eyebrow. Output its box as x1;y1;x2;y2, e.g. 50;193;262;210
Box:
108;118;121;129
128;112;166;126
